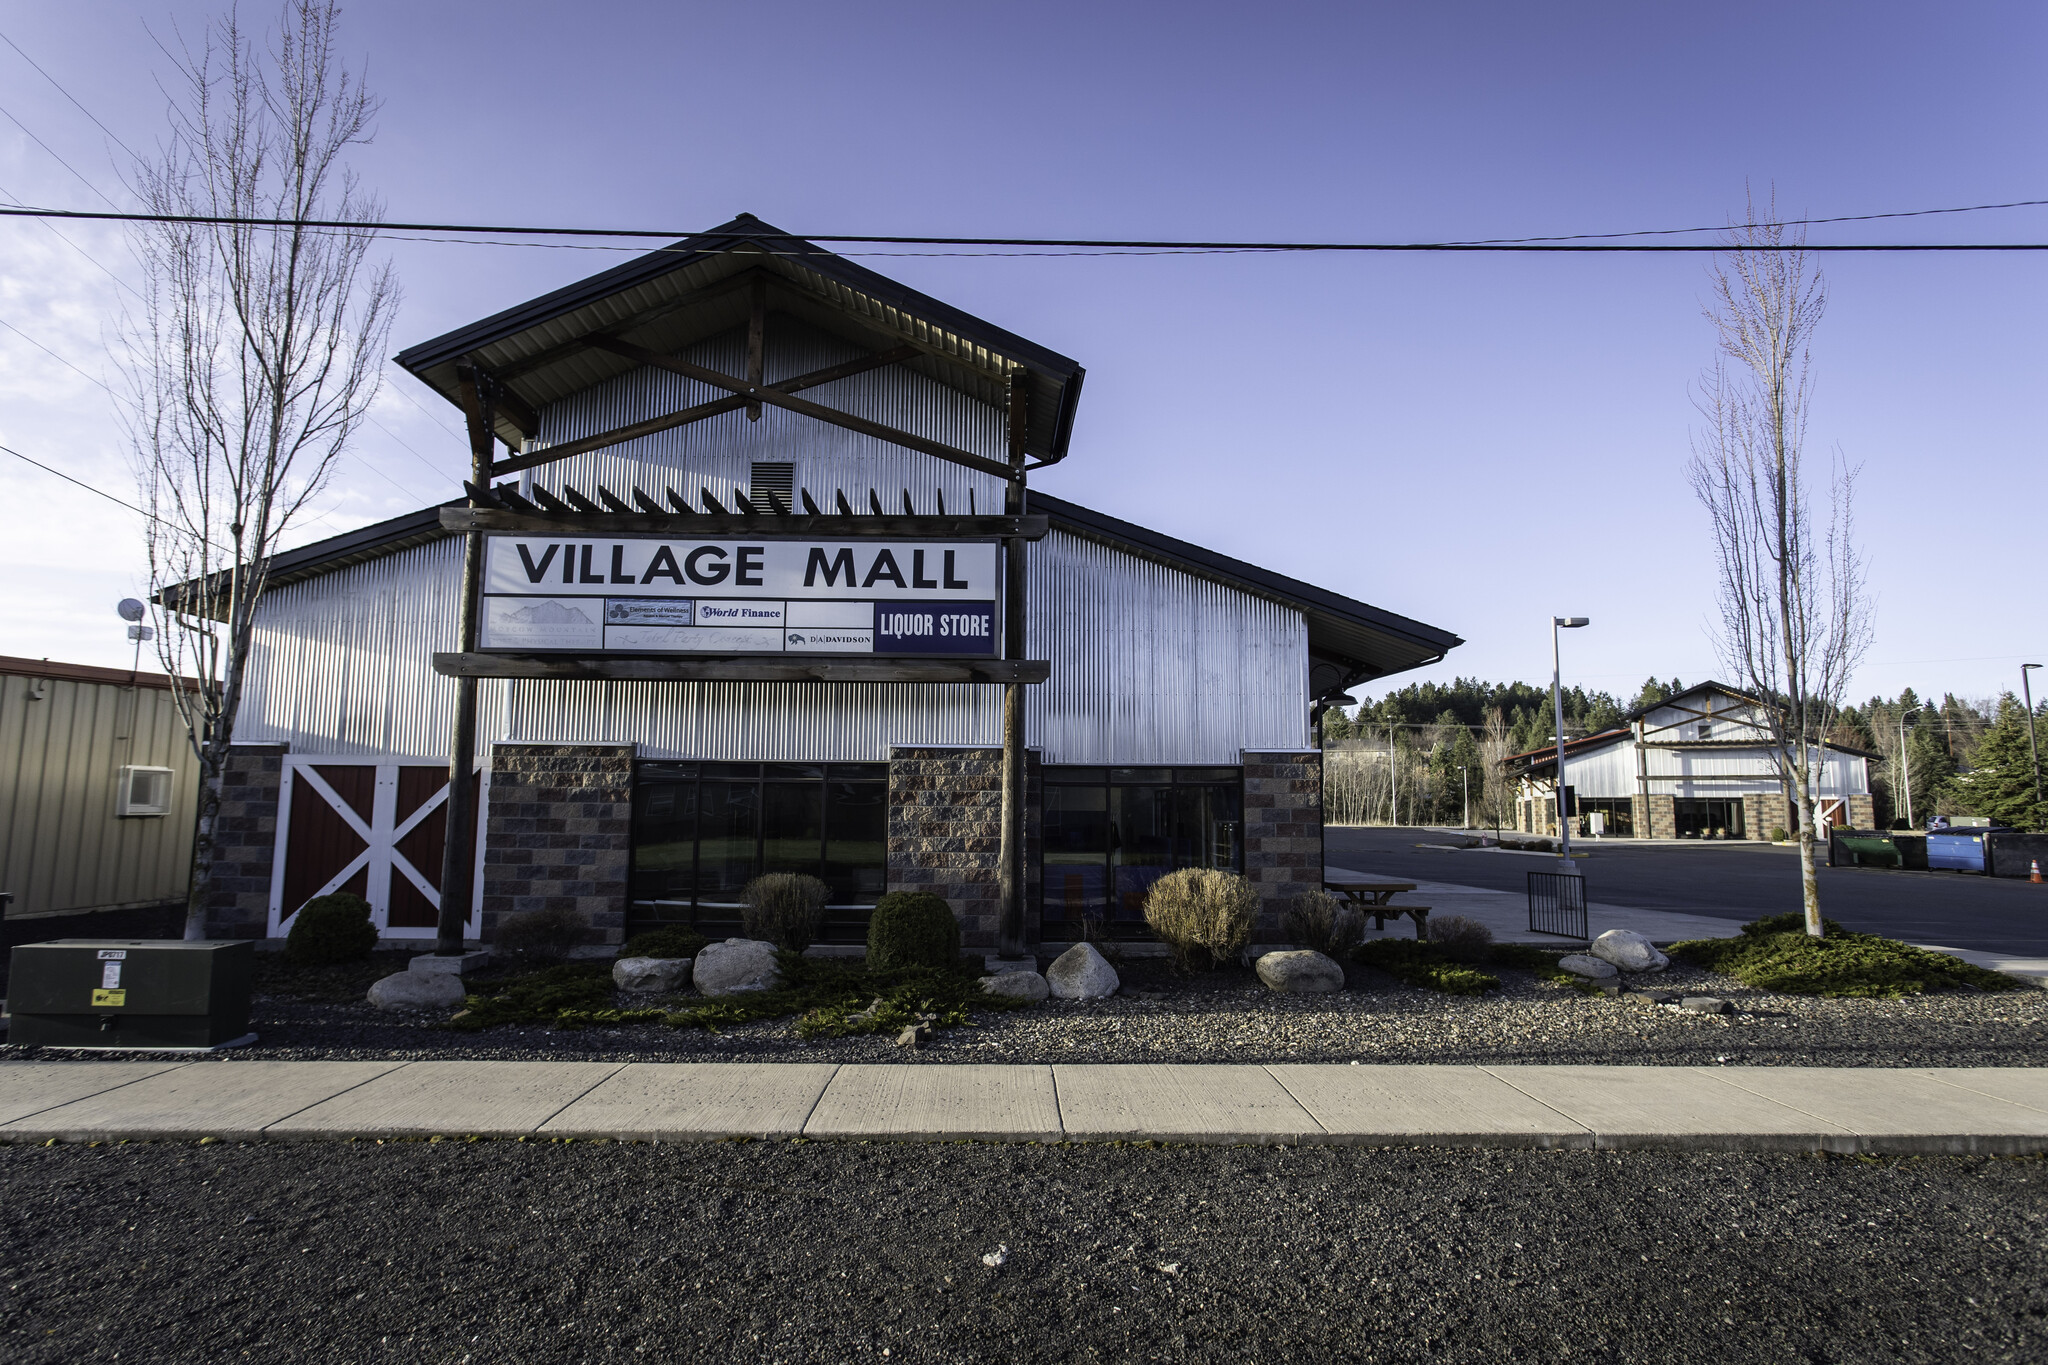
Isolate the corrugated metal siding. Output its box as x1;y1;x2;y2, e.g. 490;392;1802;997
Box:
240;538;508;759
0;669;197;916
1564;738;1868;799
527;323;1010;515
1026;530;1308;764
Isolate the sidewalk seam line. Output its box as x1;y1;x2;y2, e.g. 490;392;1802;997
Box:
1047;1063;1065;1142
1258;1064;1334;1142
257;1060;418;1135
1913;1069;2048;1117
1473;1066;1598;1139
794;1064;840;1139
525;1063;630;1136
1703;1068;1871;1137
0;1060;198;1129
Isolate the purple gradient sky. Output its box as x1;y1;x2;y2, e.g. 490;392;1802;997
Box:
1;1;2042;706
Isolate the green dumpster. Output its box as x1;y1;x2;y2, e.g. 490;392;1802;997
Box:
1836;835;1902;869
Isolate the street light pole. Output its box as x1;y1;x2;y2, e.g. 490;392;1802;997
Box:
2023;664;2043;806
1553;616;1589;871
1899;709;1916;828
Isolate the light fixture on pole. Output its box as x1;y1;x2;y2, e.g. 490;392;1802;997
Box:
1552;616;1589;871
2024;664;2043;806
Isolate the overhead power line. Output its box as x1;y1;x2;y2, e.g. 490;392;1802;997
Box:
10;201;2048;253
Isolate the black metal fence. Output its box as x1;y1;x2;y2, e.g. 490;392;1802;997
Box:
1527;871;1588;940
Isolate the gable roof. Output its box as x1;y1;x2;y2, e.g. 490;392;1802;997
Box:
254;497;1461;684
392;213;1085;463
1627;679;1766;722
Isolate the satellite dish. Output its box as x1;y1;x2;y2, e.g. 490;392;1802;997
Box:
117;599;146;623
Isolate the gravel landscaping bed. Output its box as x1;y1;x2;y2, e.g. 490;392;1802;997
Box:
4;1138;2044;1363
9;951;2045;1068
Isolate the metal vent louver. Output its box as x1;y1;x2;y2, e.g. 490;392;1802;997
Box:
749;462;794;508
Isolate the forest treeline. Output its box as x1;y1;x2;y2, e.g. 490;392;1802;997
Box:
1322;676;2047;832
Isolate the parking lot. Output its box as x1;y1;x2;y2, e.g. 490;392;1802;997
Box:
1325;827;2048;958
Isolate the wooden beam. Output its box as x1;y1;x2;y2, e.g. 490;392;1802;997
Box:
432;653;1051;685
588;335;1014;479
438;507;1050;540
486;344;923;478
479;371;540;438
745;275;766;422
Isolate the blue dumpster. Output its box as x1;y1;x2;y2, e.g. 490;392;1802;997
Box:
1926;830;1999;873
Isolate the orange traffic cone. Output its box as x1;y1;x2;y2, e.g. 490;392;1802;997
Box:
2033;859;2044;884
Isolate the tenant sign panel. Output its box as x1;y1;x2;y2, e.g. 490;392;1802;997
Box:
477;534;1003;658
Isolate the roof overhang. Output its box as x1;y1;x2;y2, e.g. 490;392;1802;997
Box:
392;214;1086;463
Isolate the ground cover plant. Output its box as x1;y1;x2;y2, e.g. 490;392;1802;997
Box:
444;952;1028;1037
1669;912;2025;998
1350;938;1585;995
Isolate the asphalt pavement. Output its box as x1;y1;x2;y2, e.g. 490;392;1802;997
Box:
3;1139;2040;1363
1326;827;2048;957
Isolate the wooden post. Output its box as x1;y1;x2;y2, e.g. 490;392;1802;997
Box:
997;373;1030;959
436;361;494;955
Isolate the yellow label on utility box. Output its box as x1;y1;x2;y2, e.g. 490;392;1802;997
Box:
91;989;127;1008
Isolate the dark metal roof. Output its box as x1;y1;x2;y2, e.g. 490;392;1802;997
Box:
255;494;1462;684
392;213;1086;462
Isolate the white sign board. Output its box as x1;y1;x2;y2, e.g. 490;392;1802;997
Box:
477;535;1002;658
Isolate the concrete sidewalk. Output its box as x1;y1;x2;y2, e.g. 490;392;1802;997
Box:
5;1060;2048;1155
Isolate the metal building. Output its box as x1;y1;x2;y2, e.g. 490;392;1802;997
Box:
1;656;197;918
1510;681;1873;840
205;216;1461;951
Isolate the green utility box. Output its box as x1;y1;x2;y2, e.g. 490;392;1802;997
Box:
7;940;255;1049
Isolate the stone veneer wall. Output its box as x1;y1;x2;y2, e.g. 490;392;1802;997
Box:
1645;794;1678;840
204;743;287;939
480;743;634;948
886;747;1010;949
1242;749;1323;942
1846;794;1876;829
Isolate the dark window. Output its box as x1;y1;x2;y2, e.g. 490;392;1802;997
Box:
631;761;888;940
1576;797;1635;838
1673;798;1746;839
1040;765;1242;940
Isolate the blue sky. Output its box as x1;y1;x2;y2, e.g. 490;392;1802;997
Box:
1;1;2042;706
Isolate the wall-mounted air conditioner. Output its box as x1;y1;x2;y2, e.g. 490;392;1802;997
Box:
116;765;176;817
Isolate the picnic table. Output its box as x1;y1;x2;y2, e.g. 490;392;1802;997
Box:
1323;878;1432;939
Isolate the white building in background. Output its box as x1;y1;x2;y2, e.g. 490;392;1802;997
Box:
1509;681;1874;840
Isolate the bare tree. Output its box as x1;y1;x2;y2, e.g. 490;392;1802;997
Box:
1479;705;1516;837
1689;196;1871;936
122;0;395;939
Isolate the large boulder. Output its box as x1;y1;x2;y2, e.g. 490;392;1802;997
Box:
614;956;692;994
979;970;1050;1003
1255;950;1345;994
1591;929;1670;973
1557;953;1618;980
692;939;784;997
366;970;466;1011
1045;943;1119;1000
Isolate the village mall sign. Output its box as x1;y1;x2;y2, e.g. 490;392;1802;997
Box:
478;534;1003;658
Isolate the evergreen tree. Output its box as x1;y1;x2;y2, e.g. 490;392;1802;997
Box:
1948;693;2047;830
1429;711;1484;826
1904;721;1956;821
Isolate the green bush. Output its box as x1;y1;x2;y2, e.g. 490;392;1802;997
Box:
284;893;379;967
743;873;830;952
866;892;961;972
1770;826;1789;842
619;927;710;960
1352;939;1501;995
492;905;585;961
1143;868;1258;972
1424;914;1494;962
1669;915;2025;998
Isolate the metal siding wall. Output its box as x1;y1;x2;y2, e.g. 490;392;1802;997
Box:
528;325;1009;515
1025;530;1308;764
0;670;198;916
240;538;508;759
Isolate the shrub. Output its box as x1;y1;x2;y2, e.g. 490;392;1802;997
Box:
1770;826;1789;842
284;892;379;967
1425;914;1494;962
742;873;831;952
619;927;709;960
1143;868;1258;972
1352;939;1500;995
492;905;586;962
866;892;962;972
1669;914;2024;998
1281;890;1365;958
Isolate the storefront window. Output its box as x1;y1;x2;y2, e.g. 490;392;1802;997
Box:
631;761;887;940
1041;766;1242;939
